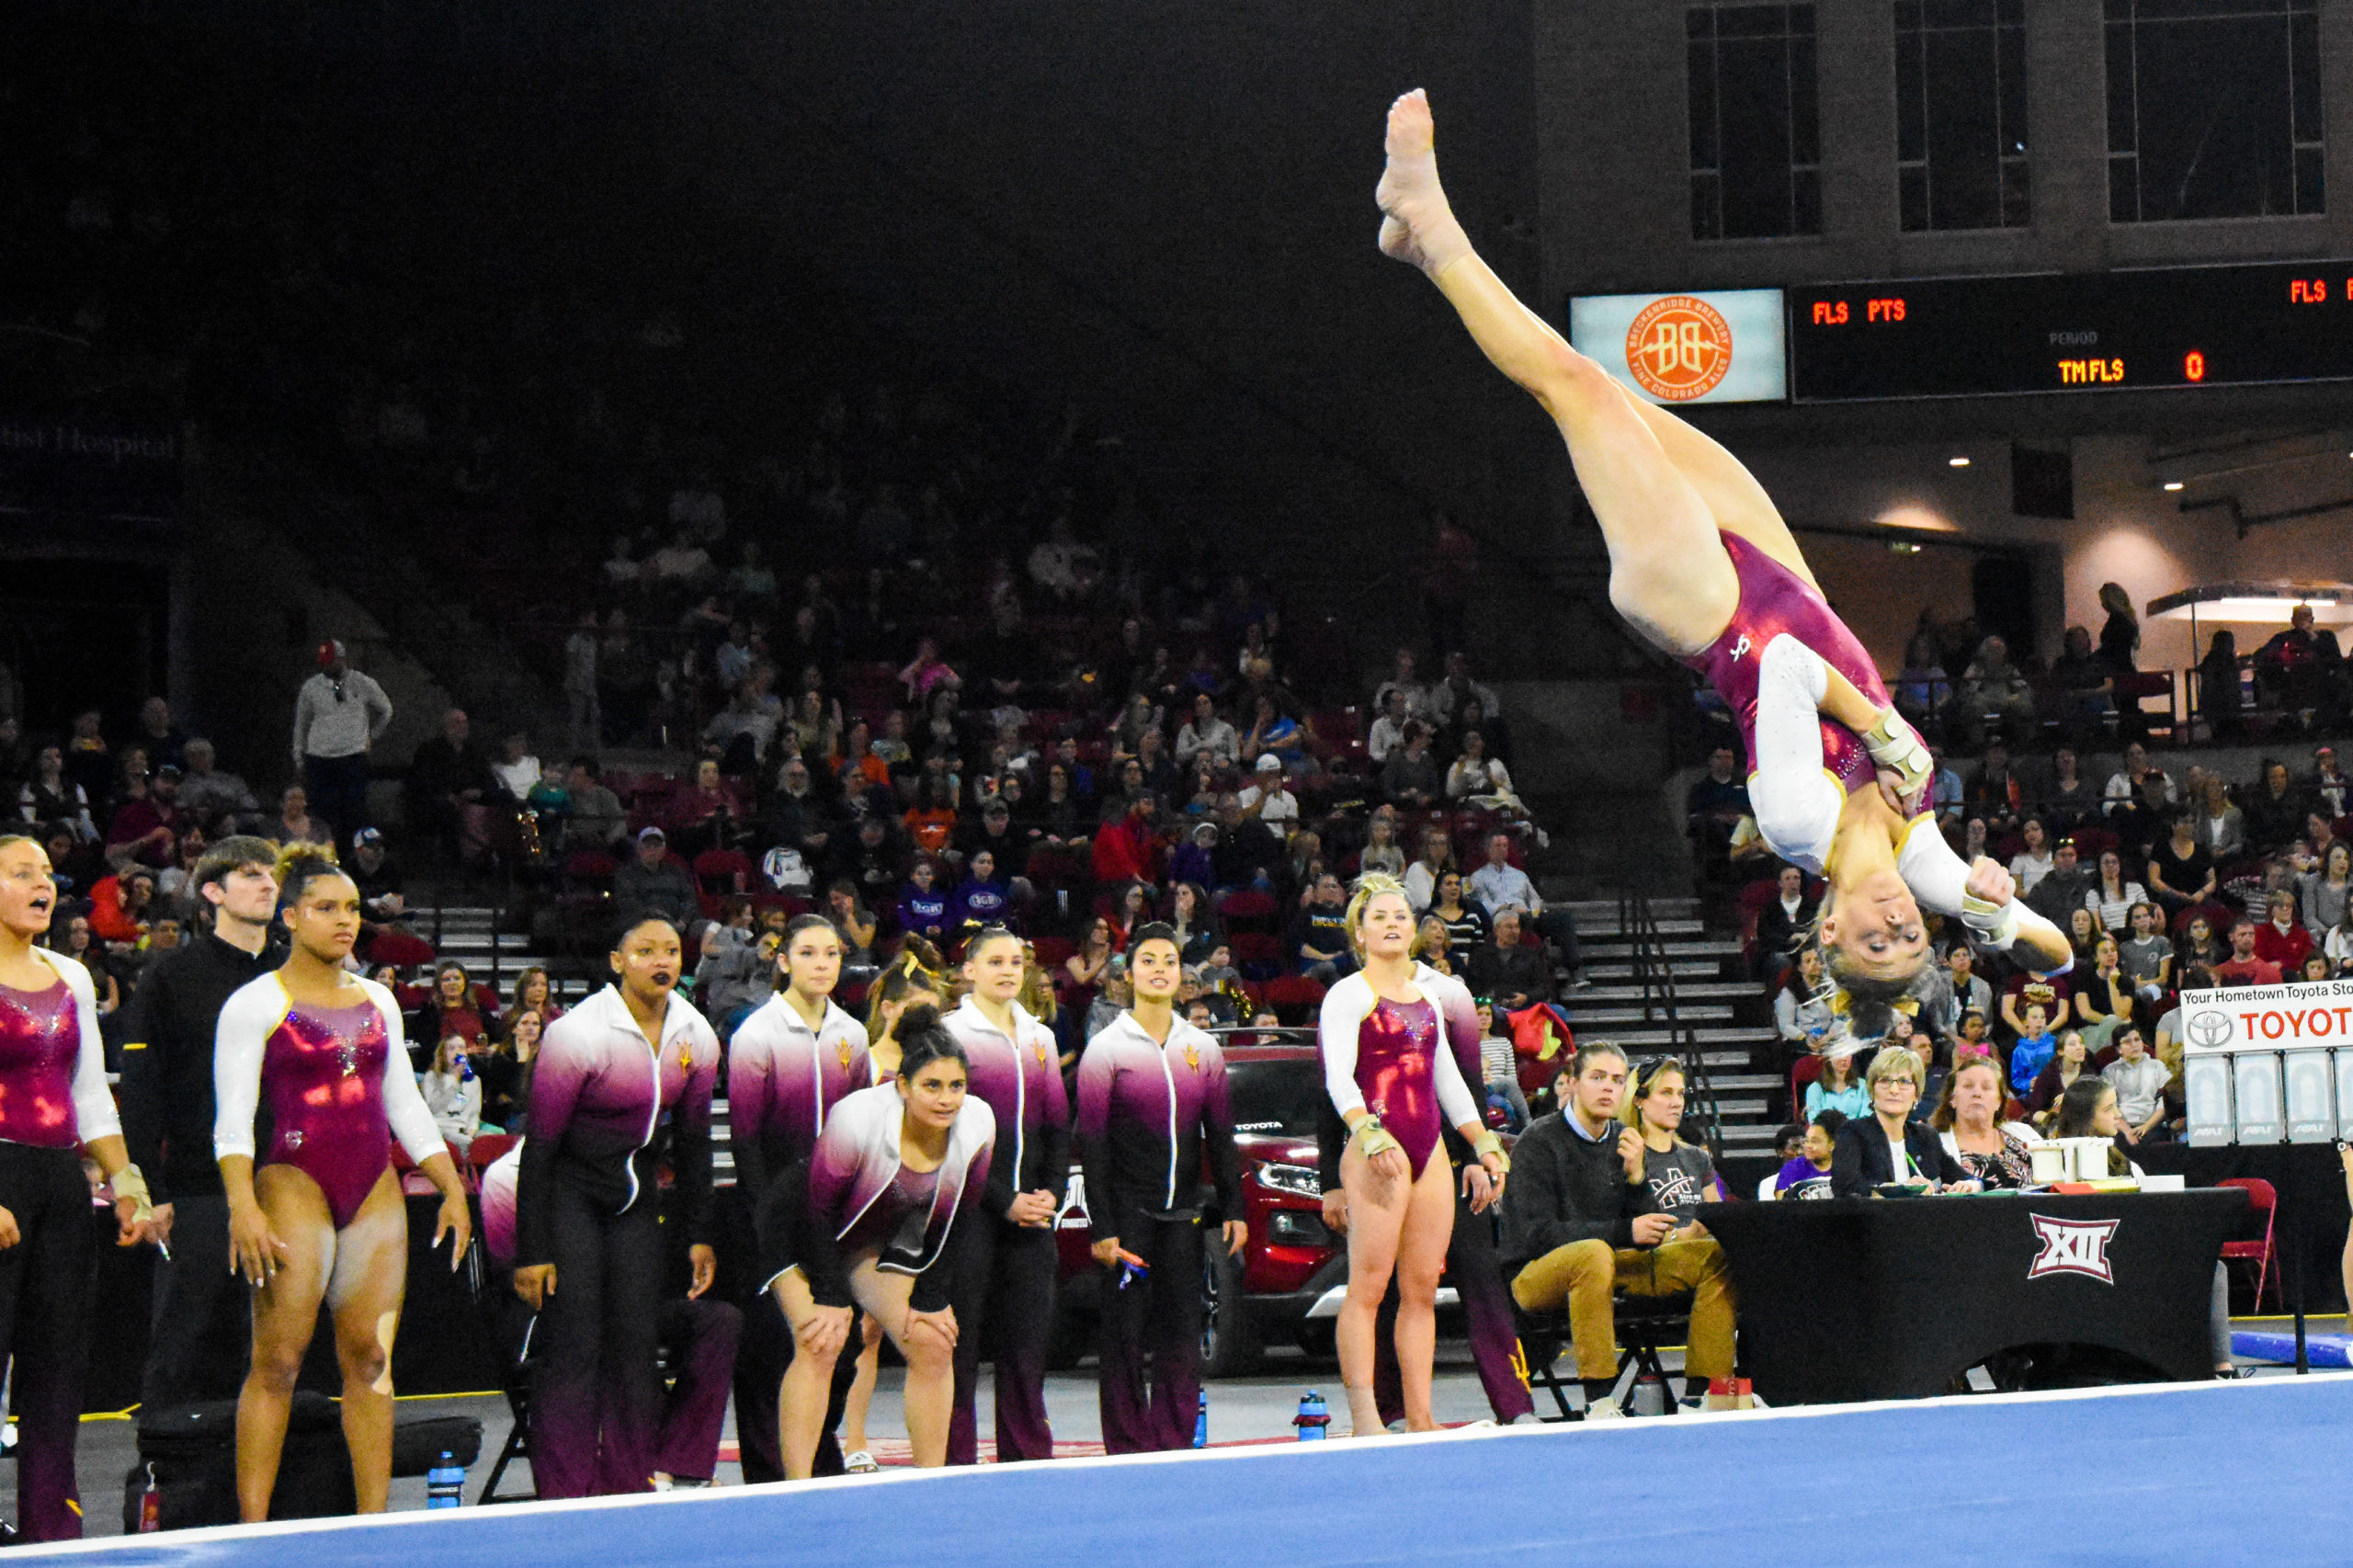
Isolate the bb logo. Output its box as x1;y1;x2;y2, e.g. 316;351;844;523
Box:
1626;295;1733;402
1729;633;1752;661
2028;1214;2120;1284
2186;1010;2234;1049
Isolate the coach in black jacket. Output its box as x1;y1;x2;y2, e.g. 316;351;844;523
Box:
118;836;284;1405
1829;1045;1962;1198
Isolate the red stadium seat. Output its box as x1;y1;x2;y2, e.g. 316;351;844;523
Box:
365;927;436;968
1219;891;1279;930
467;1133;519;1175
693;848;756;896
1790;1054;1824;1113
1229;931;1284;974
2067;825;2118;863
1259;975;1327;1012
2173;899;2235;943
563;850;617;888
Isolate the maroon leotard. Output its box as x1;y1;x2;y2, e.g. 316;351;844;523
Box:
1682;530;1893;799
260;1001;395;1229
1353;998;1444;1178
0;981;86;1150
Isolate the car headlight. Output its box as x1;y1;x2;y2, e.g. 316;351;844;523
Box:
1267;1210;1336;1246
1256;1161;1324;1199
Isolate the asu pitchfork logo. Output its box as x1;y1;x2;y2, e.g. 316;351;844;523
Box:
2028;1214;2120;1284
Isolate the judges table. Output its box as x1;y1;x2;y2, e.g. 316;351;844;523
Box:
1696;1189;2246;1406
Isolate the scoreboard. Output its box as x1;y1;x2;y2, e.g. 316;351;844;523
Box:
1782;260;2353;402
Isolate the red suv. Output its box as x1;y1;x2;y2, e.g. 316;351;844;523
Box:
1054;1034;1347;1375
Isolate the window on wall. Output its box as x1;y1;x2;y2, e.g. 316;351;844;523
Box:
1688;5;1822;240
2107;0;2323;222
1895;0;2029;231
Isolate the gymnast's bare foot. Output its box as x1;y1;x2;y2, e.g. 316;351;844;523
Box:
1376;89;1472;275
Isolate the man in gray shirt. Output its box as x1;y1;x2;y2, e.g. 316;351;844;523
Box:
2103;1028;2173;1142
290;639;392;846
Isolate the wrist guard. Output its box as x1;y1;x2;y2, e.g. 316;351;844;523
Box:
111;1163;154;1225
1960;892;2020;948
1862;710;1933;801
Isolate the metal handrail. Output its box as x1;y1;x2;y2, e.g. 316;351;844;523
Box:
1615;890;1725;1166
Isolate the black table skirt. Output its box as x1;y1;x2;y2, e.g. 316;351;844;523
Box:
1698;1189;2246;1406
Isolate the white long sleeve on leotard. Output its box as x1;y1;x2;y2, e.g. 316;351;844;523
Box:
1317;970;1483;1131
1745;634;1847;872
36;949;119;1143
213;974;448;1165
1895;816;2072;973
1745;634;2068;974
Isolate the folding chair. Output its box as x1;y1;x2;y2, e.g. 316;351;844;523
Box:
2217;1176;2279;1312
1510;1288;1697;1420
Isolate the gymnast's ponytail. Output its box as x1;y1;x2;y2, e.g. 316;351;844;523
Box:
274;842;343;908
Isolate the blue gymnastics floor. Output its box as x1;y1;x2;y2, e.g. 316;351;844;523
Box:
25;1376;2353;1568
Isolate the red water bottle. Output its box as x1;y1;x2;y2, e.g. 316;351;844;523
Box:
137;1463;162;1532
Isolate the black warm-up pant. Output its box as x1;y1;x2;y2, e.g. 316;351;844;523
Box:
948;1213;1058;1465
1096;1214;1206;1454
0;1144;97;1540
530;1178;665;1497
142;1193;251;1407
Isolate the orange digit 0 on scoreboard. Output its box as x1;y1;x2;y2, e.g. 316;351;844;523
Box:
2184;349;2207;382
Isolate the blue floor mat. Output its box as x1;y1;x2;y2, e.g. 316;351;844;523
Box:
27;1378;2353;1568
2231;1330;2353;1368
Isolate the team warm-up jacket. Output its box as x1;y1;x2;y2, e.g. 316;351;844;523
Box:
1074;1011;1242;1247
515;985;721;1267
944;996;1070;1218
794;1084;995;1312
119;929;281;1201
725;992;868;1202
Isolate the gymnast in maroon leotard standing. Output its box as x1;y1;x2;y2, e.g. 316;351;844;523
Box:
214;848;469;1522
0;835;157;1541
1317;872;1506;1438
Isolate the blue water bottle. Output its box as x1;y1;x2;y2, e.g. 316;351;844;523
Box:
426;1450;465;1509
1192;1391;1208;1449
1294;1390;1330;1440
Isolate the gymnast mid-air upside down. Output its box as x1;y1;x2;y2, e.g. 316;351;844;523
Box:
1373;89;2071;1004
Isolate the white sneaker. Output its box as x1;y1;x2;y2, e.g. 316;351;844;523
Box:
1581;1397;1625;1421
845;1449;881;1473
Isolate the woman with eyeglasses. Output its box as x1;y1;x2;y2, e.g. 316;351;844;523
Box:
1830;1047;1966;1197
